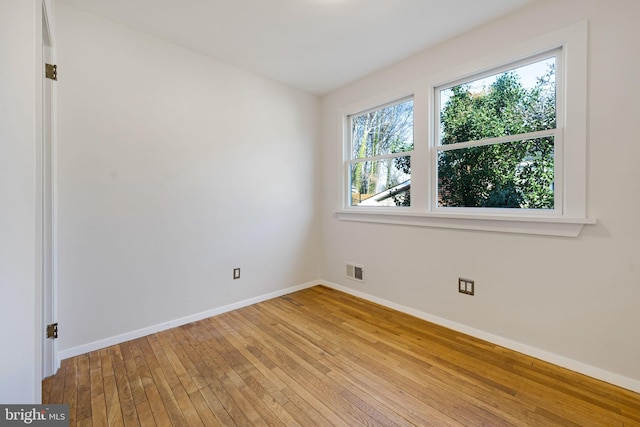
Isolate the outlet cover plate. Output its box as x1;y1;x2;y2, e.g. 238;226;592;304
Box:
458;278;474;295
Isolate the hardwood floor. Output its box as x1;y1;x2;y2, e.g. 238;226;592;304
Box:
43;285;640;426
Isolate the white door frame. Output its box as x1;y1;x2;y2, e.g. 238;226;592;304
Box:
41;0;59;380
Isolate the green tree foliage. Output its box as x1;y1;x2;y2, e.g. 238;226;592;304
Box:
391;154;411;206
438;64;556;209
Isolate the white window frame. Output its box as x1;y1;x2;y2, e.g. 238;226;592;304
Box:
346;96;414;208
433;49;563;216
337;21;594;237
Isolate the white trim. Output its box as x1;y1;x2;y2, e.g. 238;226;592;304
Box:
436;129;557;152
348;151;413;164
347;97;414;208
34;0;45;404
43;0;61;380
57;279;640;394
48;0;62;377
336;209;595;237
319;280;640;394
339;21;592;235
429;23;581;218
57;281;318;360
340;85;417;209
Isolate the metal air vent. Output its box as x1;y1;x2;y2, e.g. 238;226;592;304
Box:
346;263;365;283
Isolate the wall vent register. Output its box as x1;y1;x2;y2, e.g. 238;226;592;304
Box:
346;263;365;283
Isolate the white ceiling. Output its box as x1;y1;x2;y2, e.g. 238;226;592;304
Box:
61;0;536;95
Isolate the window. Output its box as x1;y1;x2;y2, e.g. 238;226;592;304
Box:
347;98;413;207
339;22;592;236
435;52;559;212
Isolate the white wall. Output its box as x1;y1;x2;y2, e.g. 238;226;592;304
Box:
0;0;41;403
320;0;640;389
56;3;321;354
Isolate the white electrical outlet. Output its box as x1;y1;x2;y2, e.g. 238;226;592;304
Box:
458;278;474;295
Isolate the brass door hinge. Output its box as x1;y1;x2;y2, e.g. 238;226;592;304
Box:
45;63;57;81
46;323;58;339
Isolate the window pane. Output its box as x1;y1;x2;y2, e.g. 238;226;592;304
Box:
351;156;411;207
351;99;413;159
440;56;556;144
437;138;554;209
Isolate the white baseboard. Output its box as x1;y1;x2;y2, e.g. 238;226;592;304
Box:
57;279;640;394
318;280;640;394
57;281;318;361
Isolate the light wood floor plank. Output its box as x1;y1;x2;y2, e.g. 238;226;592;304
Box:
185;388;221;427
75;354;92;423
198;314;281;425
155;331;200;396
138;337;189;427
89;351;108;427
198;317;298;425
240;305;376;425
139;381;172;427
296;300;555;425
222;310;350;425
119;342;148;406
44;285;640;426
198;385;238;426
61;357;79;426
266;292;501;425
102;374;124;427
110;346;140;427
47;358;66;404
42;376;53;404
248;301;424;426
184;319;264;425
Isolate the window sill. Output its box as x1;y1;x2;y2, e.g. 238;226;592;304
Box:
335;209;596;237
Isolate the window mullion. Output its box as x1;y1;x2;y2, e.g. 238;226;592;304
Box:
436;129;558;152
349;151;413;164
